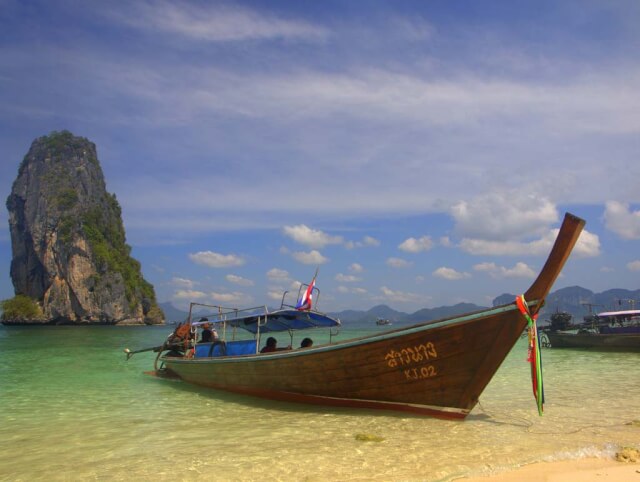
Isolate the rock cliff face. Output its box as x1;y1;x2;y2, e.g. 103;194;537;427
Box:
6;131;164;325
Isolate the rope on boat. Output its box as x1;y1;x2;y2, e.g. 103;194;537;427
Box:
516;294;545;416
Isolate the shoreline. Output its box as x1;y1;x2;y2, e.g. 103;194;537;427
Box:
461;457;640;482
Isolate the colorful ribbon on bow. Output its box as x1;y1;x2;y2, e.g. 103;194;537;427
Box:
516;294;544;416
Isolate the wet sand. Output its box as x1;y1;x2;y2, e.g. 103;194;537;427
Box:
462;458;640;482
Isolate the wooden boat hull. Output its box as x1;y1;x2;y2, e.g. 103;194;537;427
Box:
157;213;585;419
161;303;533;419
545;331;640;351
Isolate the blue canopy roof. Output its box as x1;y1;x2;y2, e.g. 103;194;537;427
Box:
225;309;341;334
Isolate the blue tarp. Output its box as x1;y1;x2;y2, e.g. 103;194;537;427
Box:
194;339;258;357
225;309;341;334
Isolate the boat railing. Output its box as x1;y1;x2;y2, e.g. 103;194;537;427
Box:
188;301;270;323
188;302;270;344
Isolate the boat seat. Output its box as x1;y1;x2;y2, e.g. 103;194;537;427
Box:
194;339;257;357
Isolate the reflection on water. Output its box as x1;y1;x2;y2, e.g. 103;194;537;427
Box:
0;325;638;481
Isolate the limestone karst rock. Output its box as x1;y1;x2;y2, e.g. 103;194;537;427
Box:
5;131;164;325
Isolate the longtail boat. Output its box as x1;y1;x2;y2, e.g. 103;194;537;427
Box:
135;213;585;420
542;308;640;351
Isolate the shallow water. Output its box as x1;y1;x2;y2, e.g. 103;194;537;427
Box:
0;325;638;481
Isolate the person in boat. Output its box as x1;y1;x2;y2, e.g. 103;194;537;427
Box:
300;337;313;348
199;319;226;356
260;337;291;353
261;337;278;353
200;319;214;343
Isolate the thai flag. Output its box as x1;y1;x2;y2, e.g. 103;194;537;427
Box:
296;271;317;311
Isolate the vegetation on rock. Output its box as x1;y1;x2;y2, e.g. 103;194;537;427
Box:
0;295;43;322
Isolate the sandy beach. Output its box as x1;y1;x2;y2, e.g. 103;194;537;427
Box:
462;458;640;482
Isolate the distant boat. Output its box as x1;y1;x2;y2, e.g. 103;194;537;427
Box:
542;308;640;351
131;213;584;420
376;317;392;326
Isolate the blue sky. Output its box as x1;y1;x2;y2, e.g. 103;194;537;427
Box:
1;0;639;314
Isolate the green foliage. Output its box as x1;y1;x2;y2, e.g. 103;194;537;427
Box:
58;215;75;244
1;295;43;321
81;200;157;307
56;188;78;210
44;130;83;153
145;305;165;324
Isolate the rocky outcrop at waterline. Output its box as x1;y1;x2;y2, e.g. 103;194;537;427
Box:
3;131;164;325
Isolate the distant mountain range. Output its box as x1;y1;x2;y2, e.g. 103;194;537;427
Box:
494;286;640;321
160;286;639;326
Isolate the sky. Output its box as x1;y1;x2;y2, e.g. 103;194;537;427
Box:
1;0;639;315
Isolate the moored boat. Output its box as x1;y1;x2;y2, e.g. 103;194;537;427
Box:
132;213;585;419
542;308;640;351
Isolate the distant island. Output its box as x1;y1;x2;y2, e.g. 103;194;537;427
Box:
2;131;163;325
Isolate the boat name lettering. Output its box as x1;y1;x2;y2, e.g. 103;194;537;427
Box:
385;342;438;368
404;365;437;380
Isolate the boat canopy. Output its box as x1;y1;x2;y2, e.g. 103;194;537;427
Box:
224;309;341;334
597;309;640;318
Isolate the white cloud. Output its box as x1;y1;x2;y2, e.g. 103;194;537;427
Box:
460;238;542;256
268;290;285;301
337;286;368;295
335;273;361;282
267;268;290;281
473;262;536;279
379;286;423;303
172;289;207;300
627;260;640;272
211;291;251;303
292;249;328;265
349;263;364;273
363;236;380;247
451;192;558;241
171;277;195;289
225;274;254;286
283;224;343;248
604;201;640;240
189;251;245;268
432;267;471;280
386;257;412;268
448;193;604;258
211;291;245;304
112;2;328;43
399;235;433;253
459;227;600;258
346;235;381;249
573;229;601;257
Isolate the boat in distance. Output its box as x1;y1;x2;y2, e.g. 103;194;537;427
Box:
141;213;585;420
376;317;392;326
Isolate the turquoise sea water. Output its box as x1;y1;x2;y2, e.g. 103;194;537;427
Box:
1;324;638;481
